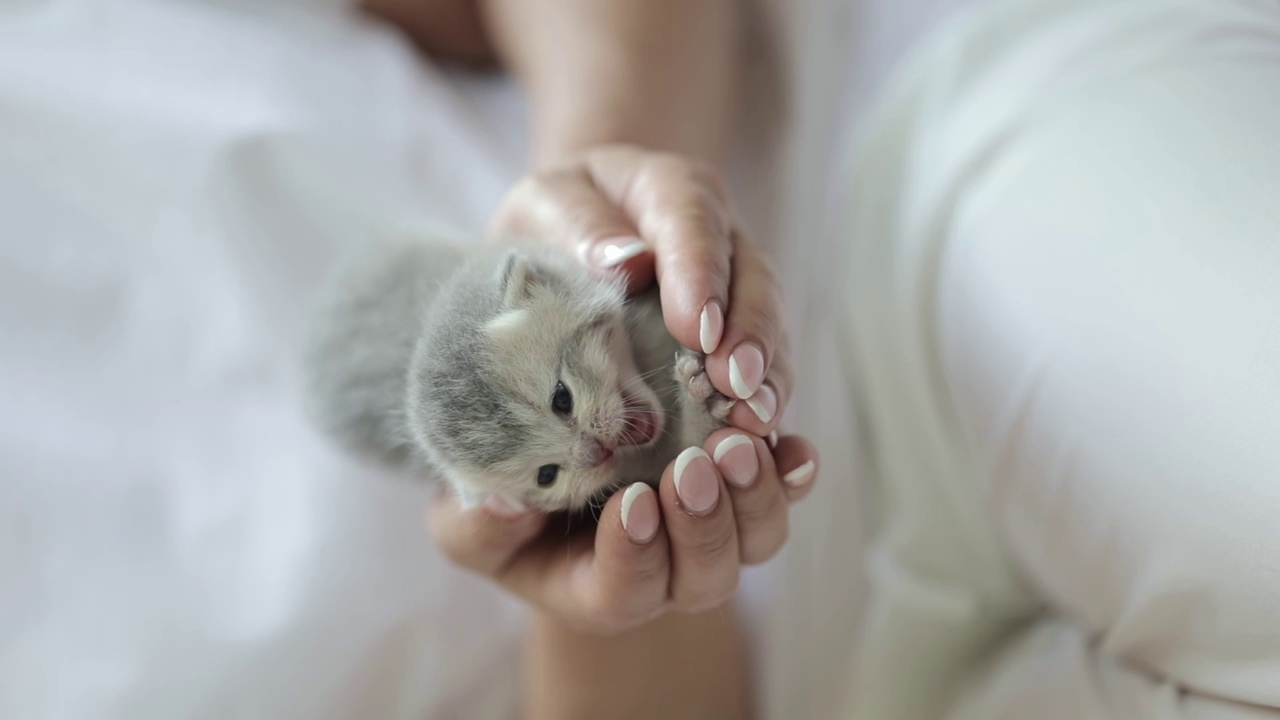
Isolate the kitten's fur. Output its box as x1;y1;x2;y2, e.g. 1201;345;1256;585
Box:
303;237;731;512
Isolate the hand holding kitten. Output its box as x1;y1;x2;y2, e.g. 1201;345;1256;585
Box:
427;144;819;634
492;144;794;438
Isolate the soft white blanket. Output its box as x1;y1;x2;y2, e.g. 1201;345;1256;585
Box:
841;0;1280;716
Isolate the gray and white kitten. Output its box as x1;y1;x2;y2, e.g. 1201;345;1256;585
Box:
303;237;731;512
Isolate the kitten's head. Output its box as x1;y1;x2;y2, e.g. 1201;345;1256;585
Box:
409;248;664;512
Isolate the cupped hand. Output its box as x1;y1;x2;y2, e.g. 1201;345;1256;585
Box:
491;144;790;436
428;432;819;635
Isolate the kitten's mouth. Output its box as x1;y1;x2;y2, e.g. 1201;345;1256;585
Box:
619;393;662;447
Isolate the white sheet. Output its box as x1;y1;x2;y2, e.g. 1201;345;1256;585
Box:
0;2;532;718
839;0;1280;716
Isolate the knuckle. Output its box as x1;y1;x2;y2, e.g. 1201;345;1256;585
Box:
517;167;586;205
432;533;473;569
735;488;787;535
676;203;730;244
685;521;738;561
625;554;670;591
678;570;740;613
647;155;727;198
741;246;781;291
582;590;639;633
645;152;686;178
737;303;781;353
688;161;728;198
742;522;788;565
508;174;551;206
740;501;789;565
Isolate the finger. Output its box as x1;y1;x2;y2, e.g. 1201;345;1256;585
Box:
706;430;789;565
501;483;672;634
491;166;656;292
658;446;741;612
704;236;785;406
587;150;734;354
725;341;795;433
771;434;820;503
426;491;549;576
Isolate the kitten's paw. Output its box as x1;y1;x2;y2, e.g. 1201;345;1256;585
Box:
674;351;734;422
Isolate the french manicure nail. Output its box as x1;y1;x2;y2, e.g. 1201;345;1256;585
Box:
746;384;777;424
783;459;816;487
620;483;659;543
713;434;758;488
596;237;648;268
767;431;778;449
674;446;719;515
700;301;724;354
728;343;765;399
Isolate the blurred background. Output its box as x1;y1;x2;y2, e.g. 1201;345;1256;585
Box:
17;1;1279;719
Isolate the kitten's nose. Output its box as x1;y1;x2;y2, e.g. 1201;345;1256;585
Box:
584;439;614;467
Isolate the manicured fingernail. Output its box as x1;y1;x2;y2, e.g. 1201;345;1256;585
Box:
594;237;648;268
745;384;777;424
767;431;778;449
728;343;765;399
700;301;723;354
674;446;719;515
620;482;659;543
783;459;816;487
713;434;758;488
483;494;527;519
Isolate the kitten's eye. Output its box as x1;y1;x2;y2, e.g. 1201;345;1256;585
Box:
551;381;573;415
537;464;559;488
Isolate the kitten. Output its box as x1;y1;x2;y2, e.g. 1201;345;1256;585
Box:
303;237;731;512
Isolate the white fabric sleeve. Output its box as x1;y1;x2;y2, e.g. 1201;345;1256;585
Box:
947;619;1279;720
839;0;1280;716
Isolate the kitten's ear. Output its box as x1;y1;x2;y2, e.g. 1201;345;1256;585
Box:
495;250;542;308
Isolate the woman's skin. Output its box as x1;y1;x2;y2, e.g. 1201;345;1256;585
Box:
362;1;821;717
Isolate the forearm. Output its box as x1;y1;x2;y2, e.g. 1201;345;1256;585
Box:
523;604;750;720
480;0;743;166
482;7;749;713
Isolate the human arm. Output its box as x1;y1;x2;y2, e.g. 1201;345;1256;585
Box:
360;2;812;717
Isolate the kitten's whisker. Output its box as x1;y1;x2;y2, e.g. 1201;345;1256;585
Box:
619;367;668;390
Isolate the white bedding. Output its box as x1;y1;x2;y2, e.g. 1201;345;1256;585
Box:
0;3;534;718
840;0;1280;716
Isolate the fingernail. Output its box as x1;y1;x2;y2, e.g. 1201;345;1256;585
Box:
483;494;527;519
767;431;778;449
620;483;659;543
674;446;719;515
713;434;758;488
700;301;723;354
593;237;648;268
745;383;777;424
783;459;816;487
728;343;765;399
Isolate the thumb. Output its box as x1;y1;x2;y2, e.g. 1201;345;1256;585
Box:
426;490;549;576
491;166;655;292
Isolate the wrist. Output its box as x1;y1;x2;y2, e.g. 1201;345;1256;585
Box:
523;603;750;720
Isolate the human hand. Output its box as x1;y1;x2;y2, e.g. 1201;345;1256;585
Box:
492;144;791;437
428;430;819;634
